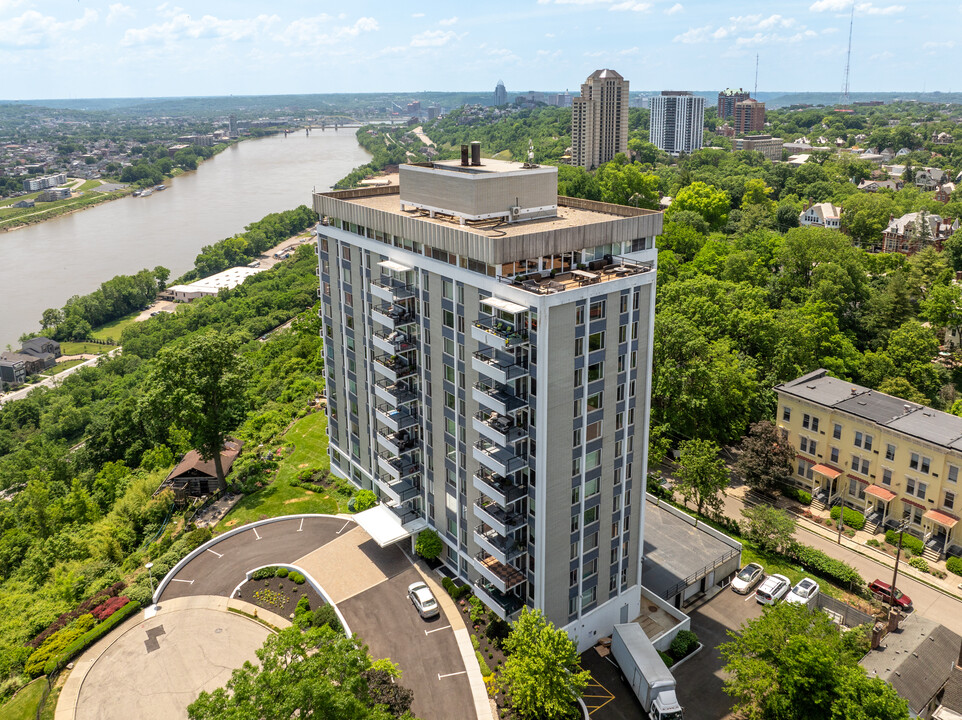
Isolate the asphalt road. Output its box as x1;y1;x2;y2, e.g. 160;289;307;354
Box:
0;347;121;407
159;516;346;600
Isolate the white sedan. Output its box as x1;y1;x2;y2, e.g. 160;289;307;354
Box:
407;581;440;619
785;578;820;607
731;563;765;594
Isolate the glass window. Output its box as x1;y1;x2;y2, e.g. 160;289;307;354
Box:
576;306;585;325
950;465;959;483
918;482;927;500
910;453;919;470
803;414;811;429
585;477;599;497
443;337;455;356
946;492;955;510
445;392;455;410
882;468;892;485
444;365;455;383
574;368;583;386
885;444;896;461
443;309;454;328
572;456;581;476
907;477;916;496
854;431;863;448
830;447;839;463
581;586;597;607
921;456;931;474
589;300;605;320
588;332;605;352
586;420;602;442
585;449;601;470
833;423;842;440
864;434;873;452
783;406;791;422
584;506;598;524
442;279;453;300
571;486;580;504
587;392;603;411
575;337;584;356
587;362;604;382
811;417;820;432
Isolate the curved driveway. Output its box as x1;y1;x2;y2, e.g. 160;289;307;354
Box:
158;516;478;720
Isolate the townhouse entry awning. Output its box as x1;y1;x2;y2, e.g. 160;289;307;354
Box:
865;485;897;502
923;509;959;528
812;464;842;479
352;503;428;548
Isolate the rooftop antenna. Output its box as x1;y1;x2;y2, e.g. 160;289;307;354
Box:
524;139;536;167
754;53;759;98
841;1;855;104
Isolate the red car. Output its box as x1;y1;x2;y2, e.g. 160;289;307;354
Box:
869;579;913;611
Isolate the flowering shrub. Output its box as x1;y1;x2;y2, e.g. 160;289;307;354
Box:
253;588;288;608
92;596;130;621
28;581;126;648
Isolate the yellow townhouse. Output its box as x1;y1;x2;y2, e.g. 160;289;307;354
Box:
775;369;962;562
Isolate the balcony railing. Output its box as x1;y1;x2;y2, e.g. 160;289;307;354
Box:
471;317;528;349
374;403;418;432
473;468;527;506
371;303;415;330
473;439;526;477
372;329;416;355
473;551;525;593
473;411;526;445
377;451;420;480
371;278;416;302
372;353;416;382
474;524;525;564
473;579;525;620
471;348;527;383
474;498;525;535
472;382;526;415
373;378;418;407
376;427;417;455
375;474;421;504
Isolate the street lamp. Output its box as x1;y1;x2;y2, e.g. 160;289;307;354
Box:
145;562;156;603
889;519;911;618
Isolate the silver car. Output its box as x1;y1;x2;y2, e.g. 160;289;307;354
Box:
407;581;440;619
755;574;791;605
731;563;765;594
785;578;820;607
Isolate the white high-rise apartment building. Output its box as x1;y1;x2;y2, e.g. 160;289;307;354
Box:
494;80;507;107
314;149;661;650
650;91;705;156
571;69;629;170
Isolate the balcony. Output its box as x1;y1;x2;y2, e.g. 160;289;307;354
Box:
472;551;525;593
473;579;525;621
372;329;416;355
373;379;418;407
471;348;527;384
471;317;528;349
376;427;417;456
375;474;421;504
473;498;525;536
371;278;416;303
472;382;526;416
377;451;420;481
371;303;415;331
473;468;526;506
371;353;416;383
474;524;525;565
473;411;526;446
473;439;525;477
374;404;418;432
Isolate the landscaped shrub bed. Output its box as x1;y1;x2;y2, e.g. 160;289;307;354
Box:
458;599;507;680
668;630;699;663
829;506;866;531
26;615;97;676
884;530;924;555
947;556;962;577
27;582;126;648
441;576;471;600
44;600;141;675
236;575;324;620
91;596;130;621
780;486;812;505
789;543;864;589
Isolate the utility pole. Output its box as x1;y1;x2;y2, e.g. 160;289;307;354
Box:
889;519;910;616
837;503;844;544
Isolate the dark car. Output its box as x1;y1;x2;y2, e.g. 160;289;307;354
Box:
869;578;913;611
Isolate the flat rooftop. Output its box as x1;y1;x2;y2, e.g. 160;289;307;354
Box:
346;190;649;238
642;499;737;599
416;157;552;175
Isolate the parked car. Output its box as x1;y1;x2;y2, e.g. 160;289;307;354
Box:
785;578;820;607
755;574;791;605
869;579;913;611
407;581;440;619
731;563;765;594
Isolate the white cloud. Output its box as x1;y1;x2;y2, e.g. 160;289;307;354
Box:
0;0;28;13
810;0;905;13
923;40;955;48
610;2;652;10
123;12;279;46
106;3;135;25
809;0;850;10
410;29;463;47
439;16;458;25
674;13;804;44
411;12;425;17
821;26;839;33
869;50;894;60
273;16;377;48
545;32;555;37
664;3;684;14
855;2;904;14
673;24;711;43
0;9;98;49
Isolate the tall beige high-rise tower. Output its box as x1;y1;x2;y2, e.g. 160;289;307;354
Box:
571;69;629;170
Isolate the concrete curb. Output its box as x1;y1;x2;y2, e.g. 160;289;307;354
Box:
154;514;356;602
232;563;352;637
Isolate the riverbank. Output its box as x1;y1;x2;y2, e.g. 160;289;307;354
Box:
0;139;244;233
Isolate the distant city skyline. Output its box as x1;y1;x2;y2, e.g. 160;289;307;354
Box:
0;0;956;100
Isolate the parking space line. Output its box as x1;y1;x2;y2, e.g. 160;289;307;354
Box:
745;592;758;602
438;670;467;680
425;625;451;635
169;579;194;585
298;518;304;532
205;548;223;558
252;527;261;540
336;520;352;534
582;674;615;714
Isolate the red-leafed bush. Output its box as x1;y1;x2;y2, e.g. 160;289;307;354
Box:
91;596;130;621
28;581;126;647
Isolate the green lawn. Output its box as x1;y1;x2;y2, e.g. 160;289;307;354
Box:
216;412;350;532
90;313;140;343
0;677;47;720
59;341;117;355
76;179;103;191
40;359;87;376
741;545;853;602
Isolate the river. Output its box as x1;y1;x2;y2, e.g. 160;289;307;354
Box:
0;131;370;348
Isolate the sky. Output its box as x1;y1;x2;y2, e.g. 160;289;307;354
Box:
0;0;958;100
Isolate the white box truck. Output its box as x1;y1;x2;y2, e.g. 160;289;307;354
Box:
610;623;684;720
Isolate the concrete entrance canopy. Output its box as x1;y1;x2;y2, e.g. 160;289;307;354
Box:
866;484;897;502
353;504;427;547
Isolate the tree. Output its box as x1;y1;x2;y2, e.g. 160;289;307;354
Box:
921;282;962;349
498;608;590;720
414;529;442;560
141;331;250;487
188;625;412;720
720;602;908;720
674;439;729;517
740;504;797;555
667;181;731;230
734;420;796;495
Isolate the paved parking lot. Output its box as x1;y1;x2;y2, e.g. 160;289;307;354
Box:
673;588;763;720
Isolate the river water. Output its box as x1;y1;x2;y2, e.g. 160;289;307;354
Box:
0;131;370;348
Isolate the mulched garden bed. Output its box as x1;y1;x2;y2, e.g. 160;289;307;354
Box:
234;576;325;620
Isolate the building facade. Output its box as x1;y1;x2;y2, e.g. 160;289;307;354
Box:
649;92;704;156
494;80;507;107
717;88;750;119
22;173;67;192
314;155;661;650
571;69;629;170
732;99;765;134
776;369;962;561
799;201;843;230
882;211;958;255
732;135;783;162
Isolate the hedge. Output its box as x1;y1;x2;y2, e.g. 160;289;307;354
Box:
657;650;674;668
781;486;812;505
790;543;864;588
26;615;97;677
669;630;699;661
829;506;866;531
28;581;126;648
289;572;306;585
908;557;929;572
885;530;924;555
947;556;962;577
251;567;277;581
44;601;141;675
274;567;289;579
441;576;471;600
